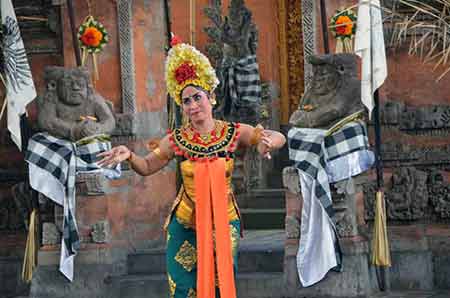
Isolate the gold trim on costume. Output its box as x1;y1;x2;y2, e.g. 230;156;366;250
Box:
187;288;196;298
168;274;176;297
175;240;197;272
230;224;239;257
171;120;239;159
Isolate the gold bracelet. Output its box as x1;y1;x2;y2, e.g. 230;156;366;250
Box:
126;151;135;163
250;126;263;146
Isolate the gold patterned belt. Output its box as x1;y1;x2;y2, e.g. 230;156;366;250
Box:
175;191;239;228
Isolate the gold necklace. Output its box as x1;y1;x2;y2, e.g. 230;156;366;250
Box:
184;120;224;144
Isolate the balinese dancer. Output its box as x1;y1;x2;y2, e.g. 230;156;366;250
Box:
97;38;286;298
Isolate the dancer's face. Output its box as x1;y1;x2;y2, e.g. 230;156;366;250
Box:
181;86;213;123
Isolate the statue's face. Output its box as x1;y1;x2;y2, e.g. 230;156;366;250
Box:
310;64;339;95
58;74;88;105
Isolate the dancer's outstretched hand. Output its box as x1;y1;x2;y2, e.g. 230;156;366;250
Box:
97;145;131;168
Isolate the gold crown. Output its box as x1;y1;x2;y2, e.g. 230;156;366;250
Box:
165;39;219;105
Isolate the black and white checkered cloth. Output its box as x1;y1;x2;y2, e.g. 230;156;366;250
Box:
226;55;262;105
288;120;372;217
288;120;373;286
25;132;118;281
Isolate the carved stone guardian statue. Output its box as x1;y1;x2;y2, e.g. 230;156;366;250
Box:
36;67;116;141
289;53;364;128
284;53;374;291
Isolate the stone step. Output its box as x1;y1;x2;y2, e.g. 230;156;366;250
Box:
116;272;284;298
236;188;286;209
240;208;285;230
127;246;283;275
369;291;450;298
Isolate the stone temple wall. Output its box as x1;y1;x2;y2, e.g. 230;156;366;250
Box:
281;1;450;296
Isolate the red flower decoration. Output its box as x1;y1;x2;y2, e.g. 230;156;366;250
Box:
170;35;182;47
175;63;197;84
80;27;103;47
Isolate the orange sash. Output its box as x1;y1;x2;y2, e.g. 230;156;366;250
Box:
195;159;236;298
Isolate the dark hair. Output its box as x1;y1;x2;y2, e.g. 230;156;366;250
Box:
180;84;211;99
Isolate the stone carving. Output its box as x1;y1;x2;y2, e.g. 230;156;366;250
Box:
332;181;358;238
289;54;364;129
91;220;110;243
363;182;377;220
205;0;267;192
282;166;301;195
285;215;300;239
386;167;428;220
364;167;428;221
381;141;450;167
42;222;61;245
334;212;354;237
428;170;450;219
36;67;116;142
380;101;450;132
76;173;109;196
113;113;138;136
301;0;316;87
204;0;261;123
286;0;304;114
117;0;137;114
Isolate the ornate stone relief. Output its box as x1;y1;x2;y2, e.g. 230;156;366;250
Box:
301;0;316;88
428;170;450;219
380;101;450;133
204;0;261;124
363;167;434;221
332;181;358;237
386;167;428;220
286;0;304;114
116;0;137;114
381;142;450;167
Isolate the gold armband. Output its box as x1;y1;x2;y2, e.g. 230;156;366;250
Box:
152;147;170;161
250;126;264;146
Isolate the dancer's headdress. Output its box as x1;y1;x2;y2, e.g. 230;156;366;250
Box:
165;36;219;105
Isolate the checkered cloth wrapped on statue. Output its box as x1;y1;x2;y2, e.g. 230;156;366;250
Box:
288;120;374;287
24;132;120;281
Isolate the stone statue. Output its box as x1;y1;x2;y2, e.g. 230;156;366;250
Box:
37;67;115;141
204;0;260;123
289;53;364;129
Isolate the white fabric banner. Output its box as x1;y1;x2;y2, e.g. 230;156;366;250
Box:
354;0;387;118
1;0;36;149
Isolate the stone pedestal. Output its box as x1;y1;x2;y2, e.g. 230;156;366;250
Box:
30;245;128;298
282;166;375;297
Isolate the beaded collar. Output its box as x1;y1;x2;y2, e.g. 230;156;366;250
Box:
169;120;240;161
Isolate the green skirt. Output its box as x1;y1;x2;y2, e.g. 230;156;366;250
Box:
166;215;241;298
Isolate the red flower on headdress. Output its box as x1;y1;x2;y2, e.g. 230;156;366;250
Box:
170;34;182;47
175;62;197;84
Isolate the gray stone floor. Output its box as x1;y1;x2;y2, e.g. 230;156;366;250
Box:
370;291;450;298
